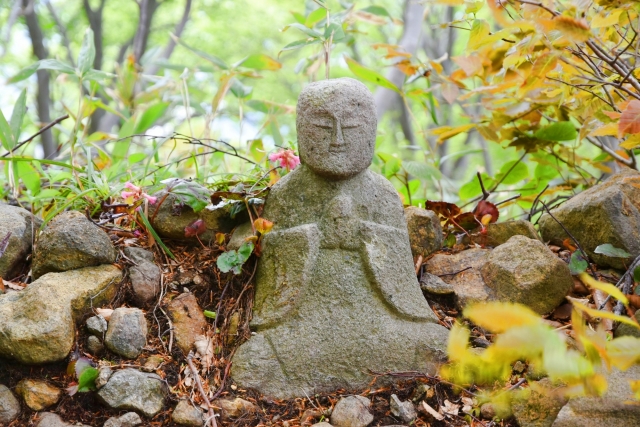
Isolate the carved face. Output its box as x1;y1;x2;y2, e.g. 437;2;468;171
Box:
296;78;377;179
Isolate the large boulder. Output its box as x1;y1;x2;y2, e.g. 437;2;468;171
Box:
404;206;442;259
97;368;165;418
483;220;541;247
424;248;493;308
0;264;121;364
552;365;640;426
481;236;573;314
539;168;640;269
149;179;244;242
0;204;41;280
31;211;116;279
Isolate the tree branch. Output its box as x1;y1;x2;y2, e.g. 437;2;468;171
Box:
145;0;193;75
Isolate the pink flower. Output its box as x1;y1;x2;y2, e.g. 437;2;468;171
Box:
121;181;157;204
269;149;300;171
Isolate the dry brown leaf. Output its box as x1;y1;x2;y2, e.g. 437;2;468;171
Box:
194;334;214;369
422;401;444;421
442;399;460;416
96;308;114;321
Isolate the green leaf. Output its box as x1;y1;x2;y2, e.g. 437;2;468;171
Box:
217;242;254;275
134;102;169;134
10;89;27;143
176;39;229;69
77;366;99;392
569;251;588;275
137;210;174;259
240;54;282;71
359;5;391;18
77;28;96;75
0;108;14;151
283;23;323;38
280;38;322;54
496;160;529;185
8;62;40;83
634;266;640;284
203;310;216;319
36;59;75;74
164;179;210;213
345;56;400;94
594;244;631;258
324;23;345;41
230;79;253;98
238;241;254;263
128;153;147;164
16;161;41;194
534;122;577;141
305;8;327;27
83;69;113;83
403;160;442;180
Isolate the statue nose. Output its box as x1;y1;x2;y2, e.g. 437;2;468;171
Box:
331;119;345;147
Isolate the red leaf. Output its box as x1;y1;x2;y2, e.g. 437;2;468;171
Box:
185;219;207;237
618;100;640;138
453;212;480;231
474;200;499;224
426;201;461;220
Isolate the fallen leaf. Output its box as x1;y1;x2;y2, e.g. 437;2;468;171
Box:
96;308;113;321
422;401;444;420
442;399;460;416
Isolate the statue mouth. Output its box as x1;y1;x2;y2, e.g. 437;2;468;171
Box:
328;146;347;153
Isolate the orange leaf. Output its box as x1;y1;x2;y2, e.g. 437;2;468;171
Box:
452;55;483;77
618;100;640;138
540;16;591;42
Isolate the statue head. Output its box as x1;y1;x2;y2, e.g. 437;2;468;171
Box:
296;78;377;180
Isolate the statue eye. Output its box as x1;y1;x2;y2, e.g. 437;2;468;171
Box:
311;120;333;129
342;122;359;129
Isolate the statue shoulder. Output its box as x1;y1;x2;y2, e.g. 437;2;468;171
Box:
363;170;406;226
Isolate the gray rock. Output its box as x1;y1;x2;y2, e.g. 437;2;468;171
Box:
87;335;104;355
95;366;113;389
512;378;567;427
424;248;492;308
419;272;454;295
389;394;417;423
35;412;91;427
481;236;573;314
31;211;116;279
227;222;254;251
167;293;208;355
172;400;204;426
214;397;258;420
539;168;640;270
232;78;448;399
105;307;148;359
405;206;442;259
311;423;334;427
484;220;541;246
15;379;61;411
97;368;165;418
149;179;243;242
0;384;20;424
615;309;640;338
87;315;108;336
103;411;143;427
480;403;496;419
552;365;640;427
330;396;373;427
123;247;155;264
129;259;161;307
0;204;41;280
0;265;121;364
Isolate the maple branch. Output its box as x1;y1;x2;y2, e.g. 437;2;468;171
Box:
586;136;636;168
546;77;614;107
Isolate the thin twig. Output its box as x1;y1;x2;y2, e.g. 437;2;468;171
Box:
436;266;472;278
1;114;69;158
477;172;490;200
186;352;218;427
528;184;549;222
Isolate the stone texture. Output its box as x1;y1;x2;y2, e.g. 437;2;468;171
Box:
0;265;121;364
86;335;104;355
149;178;244;242
419;272;454;295
312;423;334;427
539;168;640;270
96;368;165;418
389;394;417;423
103;412;143;427
105;307;148;359
0;204;41;280
424;248;492;308
124;247;160;306
172;400;204;426
123;247;155;264
167;292;208;355
404;206;442;259
31;211;116;279
214;397;258;420
511;379;567;427
552;365;640;426
86;315;108;336
0;384;20;424
232;78;448;399
483;220;541;247
96;366;112;389
15;379;61;411
227;222;254;251
330;396;373;427
35;412;91;427
615;309;640;338
481;236;573;314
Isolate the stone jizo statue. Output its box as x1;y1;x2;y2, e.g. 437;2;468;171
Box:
232;78;448;398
